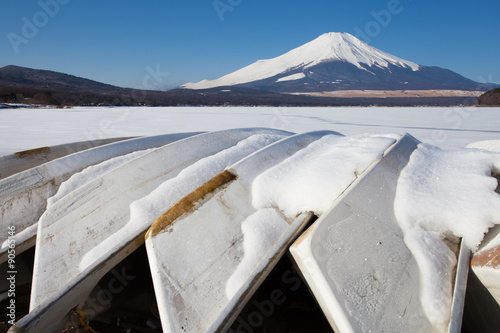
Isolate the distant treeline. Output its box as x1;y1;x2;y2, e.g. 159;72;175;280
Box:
0;86;479;107
0;65;483;107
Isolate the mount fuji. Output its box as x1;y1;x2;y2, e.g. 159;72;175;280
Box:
182;32;490;93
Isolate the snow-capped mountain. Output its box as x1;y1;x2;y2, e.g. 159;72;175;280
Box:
183;32;488;92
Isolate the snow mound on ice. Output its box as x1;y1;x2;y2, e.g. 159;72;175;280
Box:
252;134;398;218
394;143;500;328
466;140;500;152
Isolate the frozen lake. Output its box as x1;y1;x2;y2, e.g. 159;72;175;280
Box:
1;106;499;155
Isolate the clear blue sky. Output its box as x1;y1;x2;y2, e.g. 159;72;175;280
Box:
1;0;499;89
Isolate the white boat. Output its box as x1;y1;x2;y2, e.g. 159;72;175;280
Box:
145;131;342;333
0;136;134;180
0;132;200;263
11;128;289;333
289;134;470;333
6;130;491;333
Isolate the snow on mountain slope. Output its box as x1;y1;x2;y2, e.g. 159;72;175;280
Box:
276;73;307;82
183;32;419;90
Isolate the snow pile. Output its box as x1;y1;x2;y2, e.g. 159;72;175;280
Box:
183;32;419;89
47;148;154;207
394;144;500;329
395;144;500;250
466;140;500;152
225;209;289;299
252;134;398;218
79;134;285;270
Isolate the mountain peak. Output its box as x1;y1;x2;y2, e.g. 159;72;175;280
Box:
183;32;419;90
287;32;419;71
315;31;355;42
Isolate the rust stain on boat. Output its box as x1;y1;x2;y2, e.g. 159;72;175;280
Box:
15;146;50;158
471;244;500;269
146;170;237;238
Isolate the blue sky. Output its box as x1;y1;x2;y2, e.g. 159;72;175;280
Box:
1;0;499;89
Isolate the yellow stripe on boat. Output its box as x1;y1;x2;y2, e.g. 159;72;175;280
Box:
147;170;237;238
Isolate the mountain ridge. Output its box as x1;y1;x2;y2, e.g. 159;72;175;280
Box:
0;65;127;93
0;64;494;107
182;32;493;93
0;65;174;106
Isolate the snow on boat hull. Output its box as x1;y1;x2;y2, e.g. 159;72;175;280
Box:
11;129;289;333
0;132;200;264
290;134;469;333
0;136;134;180
145;131;339;333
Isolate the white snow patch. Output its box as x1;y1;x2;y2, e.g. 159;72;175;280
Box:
395;144;500;250
403;229;457;330
394;143;500;328
47;148;154;207
276;73;306;82
78;134;285;270
225;209;288;299
252;134;398;218
466;140;500;152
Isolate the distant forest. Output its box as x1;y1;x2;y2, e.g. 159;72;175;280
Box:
0;86;481;108
0;65;487;107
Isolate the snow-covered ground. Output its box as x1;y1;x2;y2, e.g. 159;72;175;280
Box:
1;106;499;156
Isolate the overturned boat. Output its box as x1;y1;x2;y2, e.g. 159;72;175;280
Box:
1;129;499;333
